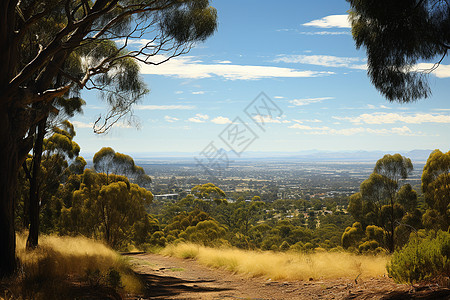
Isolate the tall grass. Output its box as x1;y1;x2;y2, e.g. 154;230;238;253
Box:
162;243;388;280
3;233;142;299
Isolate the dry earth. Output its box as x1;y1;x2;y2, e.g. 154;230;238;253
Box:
124;253;450;300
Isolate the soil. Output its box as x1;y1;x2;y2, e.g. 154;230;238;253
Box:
124;253;450;300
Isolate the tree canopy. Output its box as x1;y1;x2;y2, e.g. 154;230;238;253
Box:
347;0;450;102
0;0;217;276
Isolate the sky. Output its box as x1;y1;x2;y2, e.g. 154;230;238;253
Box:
73;0;450;158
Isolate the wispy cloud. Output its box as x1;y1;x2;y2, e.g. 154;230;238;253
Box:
135;105;195;110
139;55;334;80
334;112;450;124
73;120;132;129
298;31;350;35
303;15;350;28
188;113;209;123
164;116;179;123
275;55;366;70
289;123;418;136
211;116;232;124
72;121;93;128
115;38;156;48
290;97;334;106
192;91;205;95
289;124;330;130
432;108;450;111
277;29;349;35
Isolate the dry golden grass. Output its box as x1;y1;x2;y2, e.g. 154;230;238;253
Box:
3;233;143;299
161;243;389;281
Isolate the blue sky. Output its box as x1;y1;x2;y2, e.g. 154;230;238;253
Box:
73;0;450;157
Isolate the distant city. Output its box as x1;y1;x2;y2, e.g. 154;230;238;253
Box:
84;149;430;203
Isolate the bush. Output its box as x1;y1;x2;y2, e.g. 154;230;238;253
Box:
387;230;450;285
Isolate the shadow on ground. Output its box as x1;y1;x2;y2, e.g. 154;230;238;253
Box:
135;271;231;299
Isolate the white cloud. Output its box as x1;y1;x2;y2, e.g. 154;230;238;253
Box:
292;119;322;124
305;119;323;123
175;91;183;94
215;60;232;64
289;123;417;136
164;116;179;123
253;115;280;124
275;55;366;70
298;31;349;36
432;108;450;111
192;91;205;95
135;105;195;110
113;122;133;129
303;15;351;28
289;124;330;130
326;127;366;136
72;121;93;128
188;113;209;123
335;112;450;124
139;55;334;80
366;126;412;136
252;115;291;124
115;38;156;48
290;97;334;106
415;63;450;78
211;116;232;124
274;96;285;99
74;120;132;129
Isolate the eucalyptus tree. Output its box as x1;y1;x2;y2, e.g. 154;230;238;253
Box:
0;0;217;276
347;0;450;102
22;121;84;249
421;149;450;230
348;154;415;252
93;147;151;185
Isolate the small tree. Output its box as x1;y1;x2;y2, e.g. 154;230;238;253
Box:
421;150;450;231
347;154;416;252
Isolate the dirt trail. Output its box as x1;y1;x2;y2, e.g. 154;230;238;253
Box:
125;253;450;300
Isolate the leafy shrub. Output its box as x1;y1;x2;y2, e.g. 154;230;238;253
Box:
387;230;450;285
279;241;290;251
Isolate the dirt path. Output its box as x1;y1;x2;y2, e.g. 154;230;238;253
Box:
124;253;450;300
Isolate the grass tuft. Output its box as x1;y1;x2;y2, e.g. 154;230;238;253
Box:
1;233;142;299
161;243;388;280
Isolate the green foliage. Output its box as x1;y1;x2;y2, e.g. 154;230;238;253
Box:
387;231;450;285
347;0;449;102
342;222;365;249
279;241;290;251
421;149;450;230
181;220;227;247
347;154;418;252
93;147;151;186
60;169;153;248
191;183;226;200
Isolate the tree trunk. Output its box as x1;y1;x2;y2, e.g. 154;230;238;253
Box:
26;117;46;249
0;110;20;277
